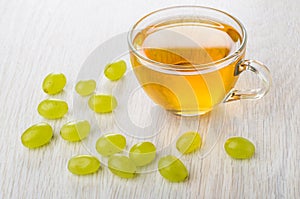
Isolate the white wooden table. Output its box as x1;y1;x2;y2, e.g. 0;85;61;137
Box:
0;0;299;198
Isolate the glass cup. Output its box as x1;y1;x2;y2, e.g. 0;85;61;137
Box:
128;6;271;116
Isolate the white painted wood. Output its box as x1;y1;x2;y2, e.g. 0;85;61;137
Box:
0;0;299;198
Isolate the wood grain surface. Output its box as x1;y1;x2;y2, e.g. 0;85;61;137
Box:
0;0;299;198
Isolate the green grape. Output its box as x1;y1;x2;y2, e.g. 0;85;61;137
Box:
158;155;188;182
42;73;66;95
104;60;127;81
224;137;255;159
88;94;117;113
60;120;90;142
21;122;53;149
37;99;68;119
68;155;101;175
108;154;136;178
95;134;126;156
176;132;202;154
129;142;156;166
75;80;96;96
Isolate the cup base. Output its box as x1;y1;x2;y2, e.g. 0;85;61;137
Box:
168;109;212;116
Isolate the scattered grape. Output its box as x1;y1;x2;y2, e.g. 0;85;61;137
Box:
88;94;117;113
60;120;90;142
104;60;127;81
42;73;66;95
224;137;255;159
68;155;100;175
108;154;136;178
176;132;202;154
37;99;68;119
158;155;188;182
21;122;53;149
95;134;126;156
75;80;96;96
129;142;156;166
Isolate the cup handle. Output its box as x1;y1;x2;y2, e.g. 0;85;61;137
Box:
224;60;271;102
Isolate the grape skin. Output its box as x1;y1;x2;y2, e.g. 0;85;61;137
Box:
176;132;202;154
129;142;156;166
104;60;127;81
60;120;90;142
75;80;96;96
158;155;188;182
37;99;68;119
88;94;117;113
108;154;136;178
95;134;126;156
21;122;53;149
68;155;101;175
224;137;255;159
42;73;66;95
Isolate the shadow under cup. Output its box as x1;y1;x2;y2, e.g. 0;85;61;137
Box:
128;6;271;116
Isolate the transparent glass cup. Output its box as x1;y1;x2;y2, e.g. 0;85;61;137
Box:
128;6;271;116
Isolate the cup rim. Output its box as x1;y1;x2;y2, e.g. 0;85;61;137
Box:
128;5;247;72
